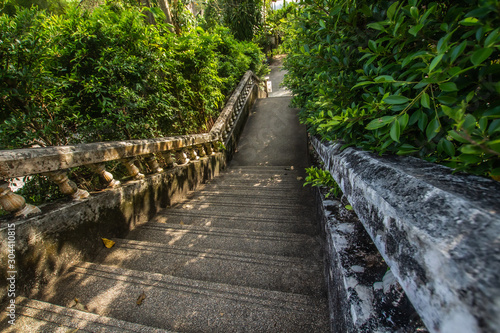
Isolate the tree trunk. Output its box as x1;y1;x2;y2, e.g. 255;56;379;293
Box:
141;0;157;25
157;0;177;34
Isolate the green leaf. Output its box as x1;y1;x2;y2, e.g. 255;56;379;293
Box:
383;95;410;104
410;6;419;19
442;139;455;157
429;54;444;73
409;24;423;37
458;154;482;164
484;28;500;48
488;119;500;135
374;75;395;82
367;22;384;31
426;117;441;141
420;92;430;108
399;113;409;130
460;17;480;26
448;130;470;143
366;116;396;130
390;120;401;142
387;1;399;20
352;81;375;89
471;48;493;66
368;40;377;52
439;82;458;92
461;114;477;132
460;144;483;154
490;168;500;176
418;112;429;132
319;20;326;29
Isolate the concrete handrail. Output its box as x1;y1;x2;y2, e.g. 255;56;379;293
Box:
311;136;500;333
0;71;260;217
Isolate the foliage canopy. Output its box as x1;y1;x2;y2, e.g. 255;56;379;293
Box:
283;0;500;178
0;4;265;149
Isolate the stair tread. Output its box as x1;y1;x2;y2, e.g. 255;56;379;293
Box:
168;201;313;219
40;262;329;332
127;222;321;258
0;297;168;333
94;238;325;296
151;211;318;234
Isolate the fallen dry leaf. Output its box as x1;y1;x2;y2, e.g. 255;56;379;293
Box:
296;177;303;181
68;298;88;312
137;291;146;305
101;238;115;249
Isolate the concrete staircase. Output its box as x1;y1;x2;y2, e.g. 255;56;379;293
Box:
0;64;330;332
0;166;328;332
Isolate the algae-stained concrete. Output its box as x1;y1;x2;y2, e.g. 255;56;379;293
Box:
312;137;500;333
0;154;226;304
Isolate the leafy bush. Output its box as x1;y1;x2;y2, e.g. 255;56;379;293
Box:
304;166;341;198
0;4;265;149
284;0;500;178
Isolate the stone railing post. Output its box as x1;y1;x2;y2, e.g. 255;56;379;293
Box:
197;144;206;158
205;142;214;155
162;151;176;168
146;154;163;174
188;147;199;161
175;150;189;165
88;163;120;188
121;158;145;180
45;171;90;201
0;181;41;217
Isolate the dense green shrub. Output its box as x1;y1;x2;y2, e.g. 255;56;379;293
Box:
0;4;265;149
284;0;500;178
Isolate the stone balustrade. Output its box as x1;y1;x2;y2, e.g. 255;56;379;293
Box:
0;71;261;218
311;136;500;333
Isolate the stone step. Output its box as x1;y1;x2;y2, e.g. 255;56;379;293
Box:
127;222;322;258
226;165;302;173
170;200;313;220
0;297;168;333
40;262;330;332
215;171;305;181
151;209;318;235
93;239;325;296
189;189;313;203
176;191;313;208
207;176;305;187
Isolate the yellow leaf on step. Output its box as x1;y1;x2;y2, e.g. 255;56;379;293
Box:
101;238;115;249
137;291;146;305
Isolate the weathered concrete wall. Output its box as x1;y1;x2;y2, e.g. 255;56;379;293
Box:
316;189;427;333
311;137;500;333
0;155;226;303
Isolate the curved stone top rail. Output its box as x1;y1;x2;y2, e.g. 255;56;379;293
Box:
311;136;500;333
0;71;258;180
0;134;214;179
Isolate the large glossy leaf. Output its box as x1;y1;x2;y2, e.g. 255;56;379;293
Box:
383;95;410;104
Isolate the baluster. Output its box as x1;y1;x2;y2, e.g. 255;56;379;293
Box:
88;163;120;188
121;158;145;180
205;142;214;155
146;155;163;174
45;170;90;200
188;147;199;161
213;141;220;152
0;181;41;217
197;144;207;158
175;150;189;165
162;151;176;168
